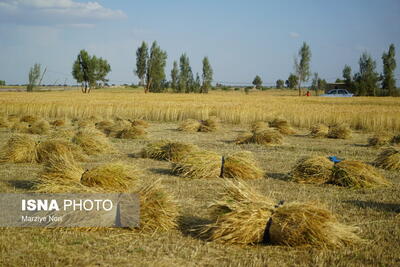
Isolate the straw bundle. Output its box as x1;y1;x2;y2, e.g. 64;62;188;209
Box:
199;117;220;132
391;135;400;146
130;119;150;128
50;129;76;140
204;180;360;247
20;115;38;124
269;118;296;135
327;124;352;139
172;150;221;179
137;180;179;232
368;132;392;147
11;121;30;133
290;156;334;184
117;126;147;139
250;121;268;133
36;139;87;163
235;129;283;146
95;120;114;131
81;163;140;192
27;120;50;135
178;119;202;132
222;151;264;179
76;119;95;128
7;114;20;123
309;124;329;138
141;141;199;162
0;116;10;128
374;147;400;170
50;119;66;127
329;160;390;188
72;128;114;155
0;134;39;163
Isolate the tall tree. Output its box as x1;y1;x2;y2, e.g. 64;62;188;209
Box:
252;75;263;89
318;78;327;93
382;44;397;96
146;41;167;93
294;42;312;96
310;72;319;96
354;52;379;96
276;79;284;89
201;57;213;93
170;60;179;92
286;74;298;89
72;50;111;93
342;64;353;92
27;63;41;92
135;41;148;87
178;53;191;93
194;73;201;93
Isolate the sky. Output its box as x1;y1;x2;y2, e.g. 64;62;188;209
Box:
1;0;400;86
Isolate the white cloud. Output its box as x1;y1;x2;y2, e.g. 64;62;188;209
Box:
289;32;300;38
0;0;126;26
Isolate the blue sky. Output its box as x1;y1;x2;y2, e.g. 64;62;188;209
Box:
1;0;399;86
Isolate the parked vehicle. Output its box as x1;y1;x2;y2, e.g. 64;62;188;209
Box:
320;89;353;97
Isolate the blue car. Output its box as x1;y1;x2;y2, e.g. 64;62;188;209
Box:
321;89;353;97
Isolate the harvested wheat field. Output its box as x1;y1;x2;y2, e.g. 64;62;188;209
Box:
0;90;399;267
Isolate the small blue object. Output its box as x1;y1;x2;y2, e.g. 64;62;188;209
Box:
328;156;342;163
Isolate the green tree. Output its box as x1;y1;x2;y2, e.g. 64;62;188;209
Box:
170;60;179;92
318;78;327;92
354;52;379;96
310;72;319;96
146;41;167;93
27;63;41;92
382;44;397;96
276;79;284;89
135;41;148;87
285;74;298;89
201;57;213;93
194;73;201;93
72;50;111;93
0;80;5;86
178;53;191;93
252;75;263;89
294;42;312;96
342;64;353;92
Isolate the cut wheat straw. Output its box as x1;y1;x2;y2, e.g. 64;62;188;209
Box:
235;129;283;146
309;124;329;138
141;141;199;162
0;134;39;163
223;151;264;179
72;128;114;155
368;132;392;147
290;156;334;184
329;160;390;188
269;118;296;135
172;150;221;179
328;124;352;139
36;139;87;163
374;147;400;170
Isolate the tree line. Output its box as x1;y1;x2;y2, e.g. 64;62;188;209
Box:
135;41;213;93
23;40;397;96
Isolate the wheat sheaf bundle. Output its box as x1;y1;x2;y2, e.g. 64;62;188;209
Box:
374;147;400;170
0;116;10;128
235;129;283;146
290;156;334;184
117;126;147;139
223;151;265;180
72;128;114;155
250;121;269;133
11;121;30;133
391;134;400;146
26;120;51;135
178;117;220;132
309;124;329;138
203;179;361;248
129;119;150;128
368;132;392;147
36;139;87;163
329;160;390;188
269;118;296;135
50;119;67;127
20;115;39;124
141;141;199;162
172;150;264;180
327;124;352;139
0;134;39;163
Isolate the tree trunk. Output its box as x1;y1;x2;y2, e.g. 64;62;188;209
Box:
298;81;302;96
